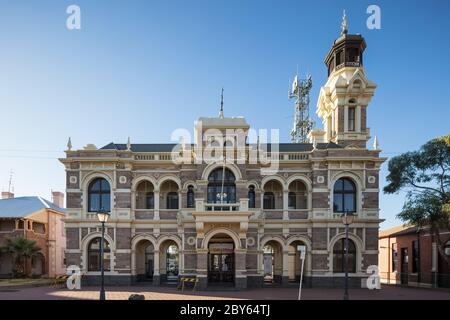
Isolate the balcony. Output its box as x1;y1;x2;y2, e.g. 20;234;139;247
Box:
192;199;252;236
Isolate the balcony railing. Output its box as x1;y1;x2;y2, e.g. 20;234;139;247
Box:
195;199;249;212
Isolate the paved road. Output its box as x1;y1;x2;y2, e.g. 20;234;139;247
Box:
0;285;449;300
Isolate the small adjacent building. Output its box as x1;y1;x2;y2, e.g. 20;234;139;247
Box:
0;192;66;278
379;224;450;288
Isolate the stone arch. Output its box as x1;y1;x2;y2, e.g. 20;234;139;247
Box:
286;235;312;252
330;171;363;191
81;171;114;191
261;175;286;191
202;228;241;250
131;233;157;250
182;180;198;191
246;180;260;191
260;235;286;251
156;234;182;250
132;176;157;192
157;175;181;190
80;231;115;273
328;232;364;273
201;162;243;181
286;174;312;192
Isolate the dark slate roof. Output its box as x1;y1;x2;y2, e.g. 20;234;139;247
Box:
101;143;178;152
263;142;342;152
101;142;342;152
0;197;65;218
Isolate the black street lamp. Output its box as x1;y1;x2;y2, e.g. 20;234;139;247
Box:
97;208;110;300
341;210;355;300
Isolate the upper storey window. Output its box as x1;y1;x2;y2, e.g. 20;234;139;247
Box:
348;107;356;131
333;178;356;213
187;185;195;208
88;178;110;212
248;185;256;208
207;168;236;204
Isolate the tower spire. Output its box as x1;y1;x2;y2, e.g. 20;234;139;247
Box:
219;88;224;118
341;9;348;35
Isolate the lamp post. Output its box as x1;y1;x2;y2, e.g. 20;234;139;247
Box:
97;209;110;301
341;210;354;300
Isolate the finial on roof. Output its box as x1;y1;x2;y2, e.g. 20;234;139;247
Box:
373;135;380;150
219;88;224;118
341;10;348;35
127;137;131;151
67;137;72;151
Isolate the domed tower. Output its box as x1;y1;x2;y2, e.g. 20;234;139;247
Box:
315;12;377;148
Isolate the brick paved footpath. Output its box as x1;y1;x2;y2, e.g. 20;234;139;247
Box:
0;285;449;300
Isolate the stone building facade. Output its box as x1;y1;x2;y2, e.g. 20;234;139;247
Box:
60;26;385;289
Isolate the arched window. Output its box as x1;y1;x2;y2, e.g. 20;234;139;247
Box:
88;237;111;271
167;192;179;209
333;238;356;273
248;185;256;208
263;192;275;209
187;186;195;208
88;178;110;212
333;178;356;213
207;168;236;203
136;180;155;209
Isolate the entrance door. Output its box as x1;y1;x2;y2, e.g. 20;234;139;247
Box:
208;243;234;285
166;245;179;282
400;248;409;285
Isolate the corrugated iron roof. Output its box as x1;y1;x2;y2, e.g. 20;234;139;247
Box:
0;196;65;218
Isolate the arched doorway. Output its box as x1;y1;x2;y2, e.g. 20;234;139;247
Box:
288;240;307;282
159;240;179;284
262;240;283;284
208;233;235;286
135;240;154;282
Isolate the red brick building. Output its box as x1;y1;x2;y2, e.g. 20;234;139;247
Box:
379;225;450;288
0;192;66;278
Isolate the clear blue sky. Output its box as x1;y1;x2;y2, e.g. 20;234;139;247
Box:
0;0;449;229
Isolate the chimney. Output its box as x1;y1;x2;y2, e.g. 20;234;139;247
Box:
52;191;64;208
1;191;14;199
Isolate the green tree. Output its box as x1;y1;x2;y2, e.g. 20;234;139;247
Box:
384;135;450;264
0;236;42;277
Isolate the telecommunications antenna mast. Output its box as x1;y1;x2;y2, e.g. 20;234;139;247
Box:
288;73;313;143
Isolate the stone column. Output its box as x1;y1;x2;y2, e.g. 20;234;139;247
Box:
153;250;160;285
282;250;289;286
235;249;248;289
283;190;289;220
196;249;208;290
154;190;160;220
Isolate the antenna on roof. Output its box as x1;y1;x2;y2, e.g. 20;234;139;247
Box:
289;70;314;143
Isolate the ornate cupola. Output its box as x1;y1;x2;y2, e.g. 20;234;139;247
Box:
324;11;366;77
315;11;377;148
